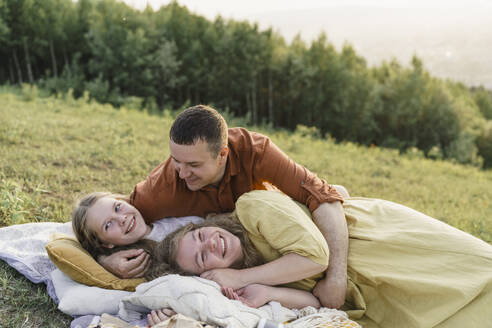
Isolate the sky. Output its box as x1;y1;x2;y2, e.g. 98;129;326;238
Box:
126;0;492;16
122;0;492;88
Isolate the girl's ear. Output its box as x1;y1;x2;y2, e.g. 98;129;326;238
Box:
102;243;114;249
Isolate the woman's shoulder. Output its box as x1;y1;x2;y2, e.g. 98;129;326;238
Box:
237;190;308;215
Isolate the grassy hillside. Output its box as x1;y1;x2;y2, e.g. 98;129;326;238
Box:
1;87;491;327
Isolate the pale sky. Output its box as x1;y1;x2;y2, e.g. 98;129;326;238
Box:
122;0;492;88
125;0;492;17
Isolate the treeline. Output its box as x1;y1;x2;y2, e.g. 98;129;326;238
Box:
1;0;492;168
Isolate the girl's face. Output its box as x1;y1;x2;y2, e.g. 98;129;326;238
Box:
86;197;151;248
176;226;243;274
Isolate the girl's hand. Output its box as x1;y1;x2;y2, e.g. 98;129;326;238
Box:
147;308;176;327
200;268;246;289
222;284;271;308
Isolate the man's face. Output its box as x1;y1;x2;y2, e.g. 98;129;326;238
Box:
169;139;228;191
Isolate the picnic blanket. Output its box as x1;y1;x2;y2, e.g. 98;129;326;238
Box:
0;221;72;303
0;221;359;328
0;221;126;327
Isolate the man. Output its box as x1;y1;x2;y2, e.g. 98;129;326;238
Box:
100;105;349;308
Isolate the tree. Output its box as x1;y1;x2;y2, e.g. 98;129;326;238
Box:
33;0;70;78
0;0;11;83
473;87;492;120
85;0;152;103
3;0;29;84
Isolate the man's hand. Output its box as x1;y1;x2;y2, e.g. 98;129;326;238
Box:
313;271;347;309
200;268;245;289
98;249;151;279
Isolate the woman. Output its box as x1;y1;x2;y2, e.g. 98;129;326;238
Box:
73;190;492;328
139;190;492;328
143;211;329;310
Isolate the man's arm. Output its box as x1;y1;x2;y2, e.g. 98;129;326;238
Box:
257;133;350;308
312;199;348;309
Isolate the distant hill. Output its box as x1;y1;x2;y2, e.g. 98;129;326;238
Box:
248;6;492;88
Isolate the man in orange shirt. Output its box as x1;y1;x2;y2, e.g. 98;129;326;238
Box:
101;105;349;308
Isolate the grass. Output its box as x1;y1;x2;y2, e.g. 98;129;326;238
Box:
1;85;492;327
0;261;71;327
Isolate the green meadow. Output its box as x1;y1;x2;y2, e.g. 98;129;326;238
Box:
1;87;492;327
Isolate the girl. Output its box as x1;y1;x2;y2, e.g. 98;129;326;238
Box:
71;192;203;257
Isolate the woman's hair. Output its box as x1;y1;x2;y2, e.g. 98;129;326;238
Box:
71;191;127;257
145;212;264;280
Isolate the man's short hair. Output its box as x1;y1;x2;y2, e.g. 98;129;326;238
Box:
170;105;228;157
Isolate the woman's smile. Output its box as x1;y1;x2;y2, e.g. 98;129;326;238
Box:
176;226;243;274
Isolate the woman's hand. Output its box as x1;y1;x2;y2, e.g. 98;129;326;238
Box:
225;284;321;309
200;268;246;289
222;284;271;308
147;308;176;327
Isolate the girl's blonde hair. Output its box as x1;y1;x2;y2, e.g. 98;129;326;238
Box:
71;192;127;257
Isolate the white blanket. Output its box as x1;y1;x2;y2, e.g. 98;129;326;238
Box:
118;275;297;328
0;221;73;302
52;268;356;328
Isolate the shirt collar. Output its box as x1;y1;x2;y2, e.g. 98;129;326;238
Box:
227;145;240;177
165;157;177;184
207;145;240;190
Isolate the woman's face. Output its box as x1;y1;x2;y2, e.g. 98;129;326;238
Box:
176;226;244;274
86;197;151;247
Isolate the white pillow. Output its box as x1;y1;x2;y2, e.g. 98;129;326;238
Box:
51;269;132;316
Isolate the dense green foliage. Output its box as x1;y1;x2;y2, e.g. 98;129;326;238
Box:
1;89;492;327
1;0;492;168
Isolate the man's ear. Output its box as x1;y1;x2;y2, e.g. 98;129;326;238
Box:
219;146;229;165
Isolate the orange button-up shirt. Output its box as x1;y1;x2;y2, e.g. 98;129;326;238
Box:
130;127;343;223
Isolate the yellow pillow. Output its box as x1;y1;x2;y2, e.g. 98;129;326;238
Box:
46;233;145;291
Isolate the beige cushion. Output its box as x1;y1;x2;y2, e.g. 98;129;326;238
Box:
46;233;144;291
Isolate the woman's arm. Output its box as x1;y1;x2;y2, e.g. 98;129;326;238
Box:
200;253;327;289
224;284;321;309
